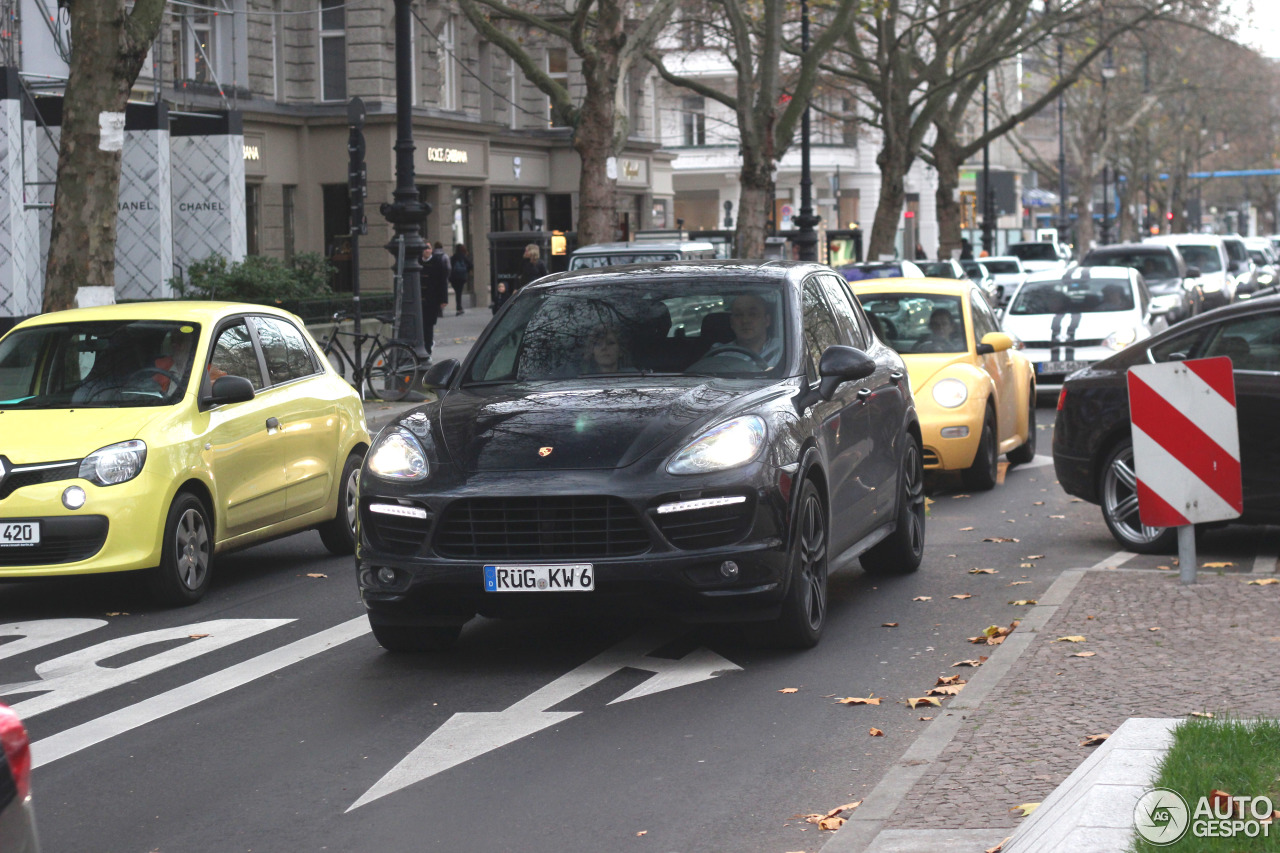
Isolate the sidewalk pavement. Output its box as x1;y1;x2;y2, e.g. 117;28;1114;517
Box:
825;554;1280;853
361;306;492;433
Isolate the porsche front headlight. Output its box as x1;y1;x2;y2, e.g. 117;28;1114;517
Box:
368;429;430;481
79;440;147;486
931;378;968;409
667;416;767;475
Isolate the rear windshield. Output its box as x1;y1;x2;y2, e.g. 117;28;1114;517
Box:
1084;251;1176;278
1008;243;1059;261
917;262;960;279
1175;244;1223;273
568;252;680;269
980;260;1021;274
1009;278;1134;314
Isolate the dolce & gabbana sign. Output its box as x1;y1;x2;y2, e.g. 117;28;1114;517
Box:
427;146;468;164
418;138;486;178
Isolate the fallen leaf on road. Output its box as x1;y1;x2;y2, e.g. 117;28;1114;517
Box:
1080;733;1110;746
1020;563;1034;568
1025;554;1045;560
306;573;327;578
919;716;933;720
969;568;997;574
952;658;987;667
959;526;975;531
1248;578;1280;586
1049;515;1065;519
1009;581;1030;585
1191;711;1214;718
1149;627;1161;632
906;697;942;708
936;674;965;685
869;727;884;737
1203;562;1234;568
1053;635;1087;643
818;816;846;831
913;596;932;601
1009;599;1037;606
951;594;973;600
188;633;209;639
927;683;964;697
837;696;881;705
986;839;1011;853
881;622;899;627
1069;651;1097;658
779;688;799;694
983;537;1019;543
636;831;647;837
1033;501;1045;506
1158;565;1172;571
1010;803;1041;817
105;612;129;617
953;495;971;499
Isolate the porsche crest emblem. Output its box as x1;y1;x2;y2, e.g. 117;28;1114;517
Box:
538;446;553;457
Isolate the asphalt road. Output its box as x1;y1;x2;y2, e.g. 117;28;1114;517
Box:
0;406;1146;853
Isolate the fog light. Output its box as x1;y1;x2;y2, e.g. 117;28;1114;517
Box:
62;486;86;510
376;567;398;585
719;560;739;579
939;426;970;439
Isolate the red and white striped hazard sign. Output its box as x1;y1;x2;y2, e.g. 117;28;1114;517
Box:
1127;357;1242;528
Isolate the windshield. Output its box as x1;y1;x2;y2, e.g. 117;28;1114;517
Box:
1175;244;1223;273
1009;277;1133;314
1009;243;1059;262
568;252;680;270
1085;252;1176;278
858;293;967;354
981;260;1021;275
917;262;960;279
464;281;789;383
0;320;201;409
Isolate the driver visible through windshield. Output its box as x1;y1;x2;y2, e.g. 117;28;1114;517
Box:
464;281;790;383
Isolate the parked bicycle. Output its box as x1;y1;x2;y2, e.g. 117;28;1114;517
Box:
320;312;421;401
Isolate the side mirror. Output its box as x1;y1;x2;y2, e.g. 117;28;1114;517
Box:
818;345;876;400
204;375;254;406
421;358;459;390
975;332;1014;355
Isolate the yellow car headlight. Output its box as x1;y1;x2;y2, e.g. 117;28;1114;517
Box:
931;378;969;409
78;440;147;486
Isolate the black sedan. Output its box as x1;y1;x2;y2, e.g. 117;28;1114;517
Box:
1053;295;1280;552
356;262;925;650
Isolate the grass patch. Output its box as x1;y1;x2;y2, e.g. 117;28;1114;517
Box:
1132;716;1280;852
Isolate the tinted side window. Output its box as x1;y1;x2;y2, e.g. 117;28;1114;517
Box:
970;292;999;338
819;274;867;348
801;279;843;383
1200;312;1280;372
211;321;264;390
252;316;319;385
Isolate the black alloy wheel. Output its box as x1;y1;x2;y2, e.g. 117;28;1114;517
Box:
1100;438;1178;553
961;409;999;491
149;492;213;606
1006;389;1038;466
770;479;829;649
861;435;926;575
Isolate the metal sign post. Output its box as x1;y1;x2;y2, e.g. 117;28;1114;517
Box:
1127;357;1242;585
347;97;368;394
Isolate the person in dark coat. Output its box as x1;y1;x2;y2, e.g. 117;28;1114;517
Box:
959;238;974;260
449;243;471;316
517;244;548;293
421;241;451;357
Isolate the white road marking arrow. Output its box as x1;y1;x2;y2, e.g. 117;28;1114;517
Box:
348;628;741;810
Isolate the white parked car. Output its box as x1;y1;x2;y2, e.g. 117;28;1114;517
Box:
977;255;1027;307
1001;266;1165;394
1007;241;1070;274
1144;233;1234;308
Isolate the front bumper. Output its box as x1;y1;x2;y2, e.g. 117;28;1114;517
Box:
918;395;986;471
356;467;794;624
1024;346;1113;392
0;472;169;576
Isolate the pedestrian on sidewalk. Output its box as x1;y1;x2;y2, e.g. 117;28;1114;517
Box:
450;243;471;316
421;241;451;358
517;244;548;294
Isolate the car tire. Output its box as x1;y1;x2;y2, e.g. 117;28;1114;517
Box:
370;620;462;653
1099;438;1178;554
1006;389;1037;466
149;492;213;606
861;435;926;576
768;479;828;649
318;450;364;556
961;409;999;491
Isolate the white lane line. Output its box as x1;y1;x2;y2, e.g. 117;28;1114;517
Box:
31;617;370;769
1253;554;1278;573
1094;551;1136;570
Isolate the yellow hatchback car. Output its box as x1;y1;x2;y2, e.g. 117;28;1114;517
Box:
0;302;370;604
852;280;1037;489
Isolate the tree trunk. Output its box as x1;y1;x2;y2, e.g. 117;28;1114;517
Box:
573;85;619;248
1073;195;1094;258
735;140;775;259
867;142;909;261
45;0;165;312
933;129;964;261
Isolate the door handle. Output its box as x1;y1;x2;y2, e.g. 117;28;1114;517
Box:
889;371;905;383
266;417;280;431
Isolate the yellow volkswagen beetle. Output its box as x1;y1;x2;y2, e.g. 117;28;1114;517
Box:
851;279;1037;489
0;302;370;604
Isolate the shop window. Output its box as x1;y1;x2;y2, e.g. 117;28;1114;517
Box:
319;0;346;103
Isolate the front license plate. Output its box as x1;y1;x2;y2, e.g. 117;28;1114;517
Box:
1037;360;1089;375
484;564;594;592
0;522;39;547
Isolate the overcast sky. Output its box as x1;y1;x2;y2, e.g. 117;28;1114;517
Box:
1229;0;1280;58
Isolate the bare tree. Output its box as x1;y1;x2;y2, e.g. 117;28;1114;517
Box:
44;0;168;312
648;0;857;258
458;0;678;247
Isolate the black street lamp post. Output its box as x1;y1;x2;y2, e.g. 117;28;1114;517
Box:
1100;50;1116;246
980;75;995;256
381;0;430;358
1057;36;1069;243
792;0;820;262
